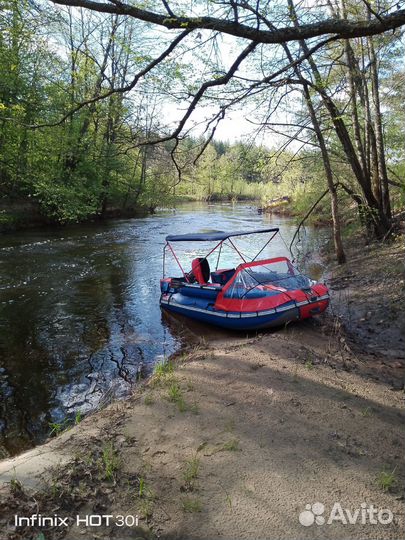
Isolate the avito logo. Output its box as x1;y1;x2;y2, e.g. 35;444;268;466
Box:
299;502;393;527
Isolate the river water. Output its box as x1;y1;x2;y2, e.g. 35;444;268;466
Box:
0;203;328;456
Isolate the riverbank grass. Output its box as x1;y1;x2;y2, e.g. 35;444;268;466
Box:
377;468;397;492
183;456;200;490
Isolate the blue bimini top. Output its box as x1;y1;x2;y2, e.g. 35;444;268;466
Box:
165;228;279;242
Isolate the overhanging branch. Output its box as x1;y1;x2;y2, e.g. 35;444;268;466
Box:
50;0;405;43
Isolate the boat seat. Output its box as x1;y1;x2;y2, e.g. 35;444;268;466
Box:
180;283;221;300
189;257;210;284
211;268;235;285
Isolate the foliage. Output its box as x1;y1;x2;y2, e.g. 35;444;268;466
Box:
0;2;182;222
0;0;403;233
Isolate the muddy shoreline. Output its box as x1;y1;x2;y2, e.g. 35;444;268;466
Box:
0;236;404;540
325;236;404;388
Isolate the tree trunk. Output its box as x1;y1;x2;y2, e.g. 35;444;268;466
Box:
344;40;368;179
273;7;346;263
368;35;391;220
287;0;391;239
303;84;346;263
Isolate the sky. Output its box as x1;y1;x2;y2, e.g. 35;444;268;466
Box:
159;30;291;148
162;100;279;146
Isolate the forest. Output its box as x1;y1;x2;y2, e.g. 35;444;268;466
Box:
0;0;404;262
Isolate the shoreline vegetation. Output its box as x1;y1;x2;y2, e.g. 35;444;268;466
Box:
0;193;259;233
1;235;403;540
4;187;400;234
2;148;402;232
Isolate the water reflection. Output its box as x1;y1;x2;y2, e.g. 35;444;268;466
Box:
0;203;328;456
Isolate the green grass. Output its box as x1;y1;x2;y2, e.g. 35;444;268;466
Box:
225;494;232;508
222;438;240;451
138;477;155;500
48;419;69;436
304;359;313;370
49;411;82;436
183;456;200;485
137;477;155;518
168;382;182;401
9;470;22;494
144;394;155;406
377;469;397;492
152;359;176;389
189;401;199;415
0;211;18;225
167;382;187;412
139;477;146;498
214;438;240;453
182;497;202;513
101;443;120;481
139;499;153;520
361;407;372;417
154;359;174;377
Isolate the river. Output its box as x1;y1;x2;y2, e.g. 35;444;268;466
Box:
0;202;328;457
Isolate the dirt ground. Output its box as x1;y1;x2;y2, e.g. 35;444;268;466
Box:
0;238;404;540
327;237;405;369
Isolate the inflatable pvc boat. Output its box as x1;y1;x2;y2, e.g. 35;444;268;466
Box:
160;228;329;331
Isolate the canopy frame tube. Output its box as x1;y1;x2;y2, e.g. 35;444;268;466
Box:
252;230;279;261
164;238;225;281
162;228;281;281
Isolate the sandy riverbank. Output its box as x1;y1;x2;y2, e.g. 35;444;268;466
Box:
0;238;404;540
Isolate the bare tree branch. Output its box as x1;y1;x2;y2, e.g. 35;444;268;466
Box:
359;0;384;23
193;108;226;165
137;40;258;146
161;0;175;18
50;0;405;42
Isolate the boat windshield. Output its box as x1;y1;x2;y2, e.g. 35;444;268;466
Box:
223;259;312;300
